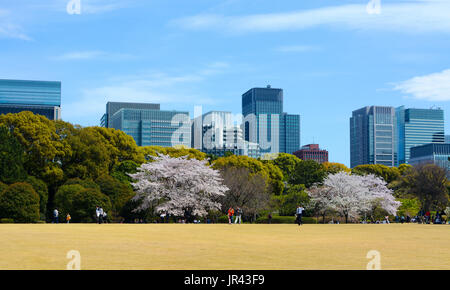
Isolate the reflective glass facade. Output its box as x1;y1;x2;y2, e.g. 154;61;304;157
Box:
396;106;444;164
242;86;300;155
0;79;61;120
350;106;396;167
110;108;190;147
409;143;450;176
101;102;160;128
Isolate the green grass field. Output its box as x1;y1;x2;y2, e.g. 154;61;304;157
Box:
0;224;449;270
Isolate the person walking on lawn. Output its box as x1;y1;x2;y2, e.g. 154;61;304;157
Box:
227;207;235;224
296;205;305;226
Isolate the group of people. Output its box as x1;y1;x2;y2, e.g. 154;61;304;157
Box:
52;208;71;224
95;206;107;224
227;207;243;224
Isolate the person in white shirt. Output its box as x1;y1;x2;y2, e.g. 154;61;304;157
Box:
295;205;305;226
95;206;101;224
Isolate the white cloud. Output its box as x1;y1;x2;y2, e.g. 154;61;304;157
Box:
0;9;31;40
393;69;450;101
275;45;319;53
171;1;450;34
63;62;230;122
53;51;135;61
82;1;126;14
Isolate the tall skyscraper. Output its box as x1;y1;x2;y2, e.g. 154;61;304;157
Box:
396;106;444;164
0;79;61;120
350;106;396;168
105;102;190;147
242;85;300;155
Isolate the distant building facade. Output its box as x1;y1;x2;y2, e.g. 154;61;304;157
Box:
0;79;61;120
242;85;300;155
293;144;329;164
101;102;160;128
106;102;190;147
192;110;260;158
350;106;396;168
396;106;444;164
409;143;450;175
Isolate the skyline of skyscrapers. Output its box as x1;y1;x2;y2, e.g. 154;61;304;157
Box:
351;105;447;168
0;77;447;165
0;79;61;120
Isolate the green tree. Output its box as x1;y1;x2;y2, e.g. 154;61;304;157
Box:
397;198;421;217
0;126;27;184
140;145;206;161
0;112;70;184
322;162;351;174
25;176;48;218
213;155;284;195
271;153;301;181
402;164;449;211
110;160;139;184
0;182;40;223
290;160;326;188
274;184;310;216
352;164;400;183
53;184;85;219
64;178;100;191
0;182;8;194
71;188;112;223
95;174;135;220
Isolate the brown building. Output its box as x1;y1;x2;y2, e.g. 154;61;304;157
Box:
293;144;329;164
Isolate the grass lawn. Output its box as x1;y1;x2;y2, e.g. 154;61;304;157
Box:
0;224;449;270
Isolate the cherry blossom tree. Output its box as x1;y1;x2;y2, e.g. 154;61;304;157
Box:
129;154;229;219
360;174;401;218
307;172;400;223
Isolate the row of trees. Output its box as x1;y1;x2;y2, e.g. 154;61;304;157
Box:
0;111;449;223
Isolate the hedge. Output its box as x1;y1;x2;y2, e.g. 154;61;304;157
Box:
256;215;318;224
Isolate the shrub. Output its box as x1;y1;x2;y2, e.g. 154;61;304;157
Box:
25;176;48;217
71;188;112;223
256;215;318;224
217;215;230;223
0;182;40;223
0;181;7;194
54;184;86;218
0;218;14;223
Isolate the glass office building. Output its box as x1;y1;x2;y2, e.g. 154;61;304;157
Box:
109;106;190;147
101;102;160;128
409;143;450;176
242;85;300;155
396;106;444;164
0;79;61;120
191;110;261;158
350;106;397;168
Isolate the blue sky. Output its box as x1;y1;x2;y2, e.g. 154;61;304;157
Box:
1;0;450;166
